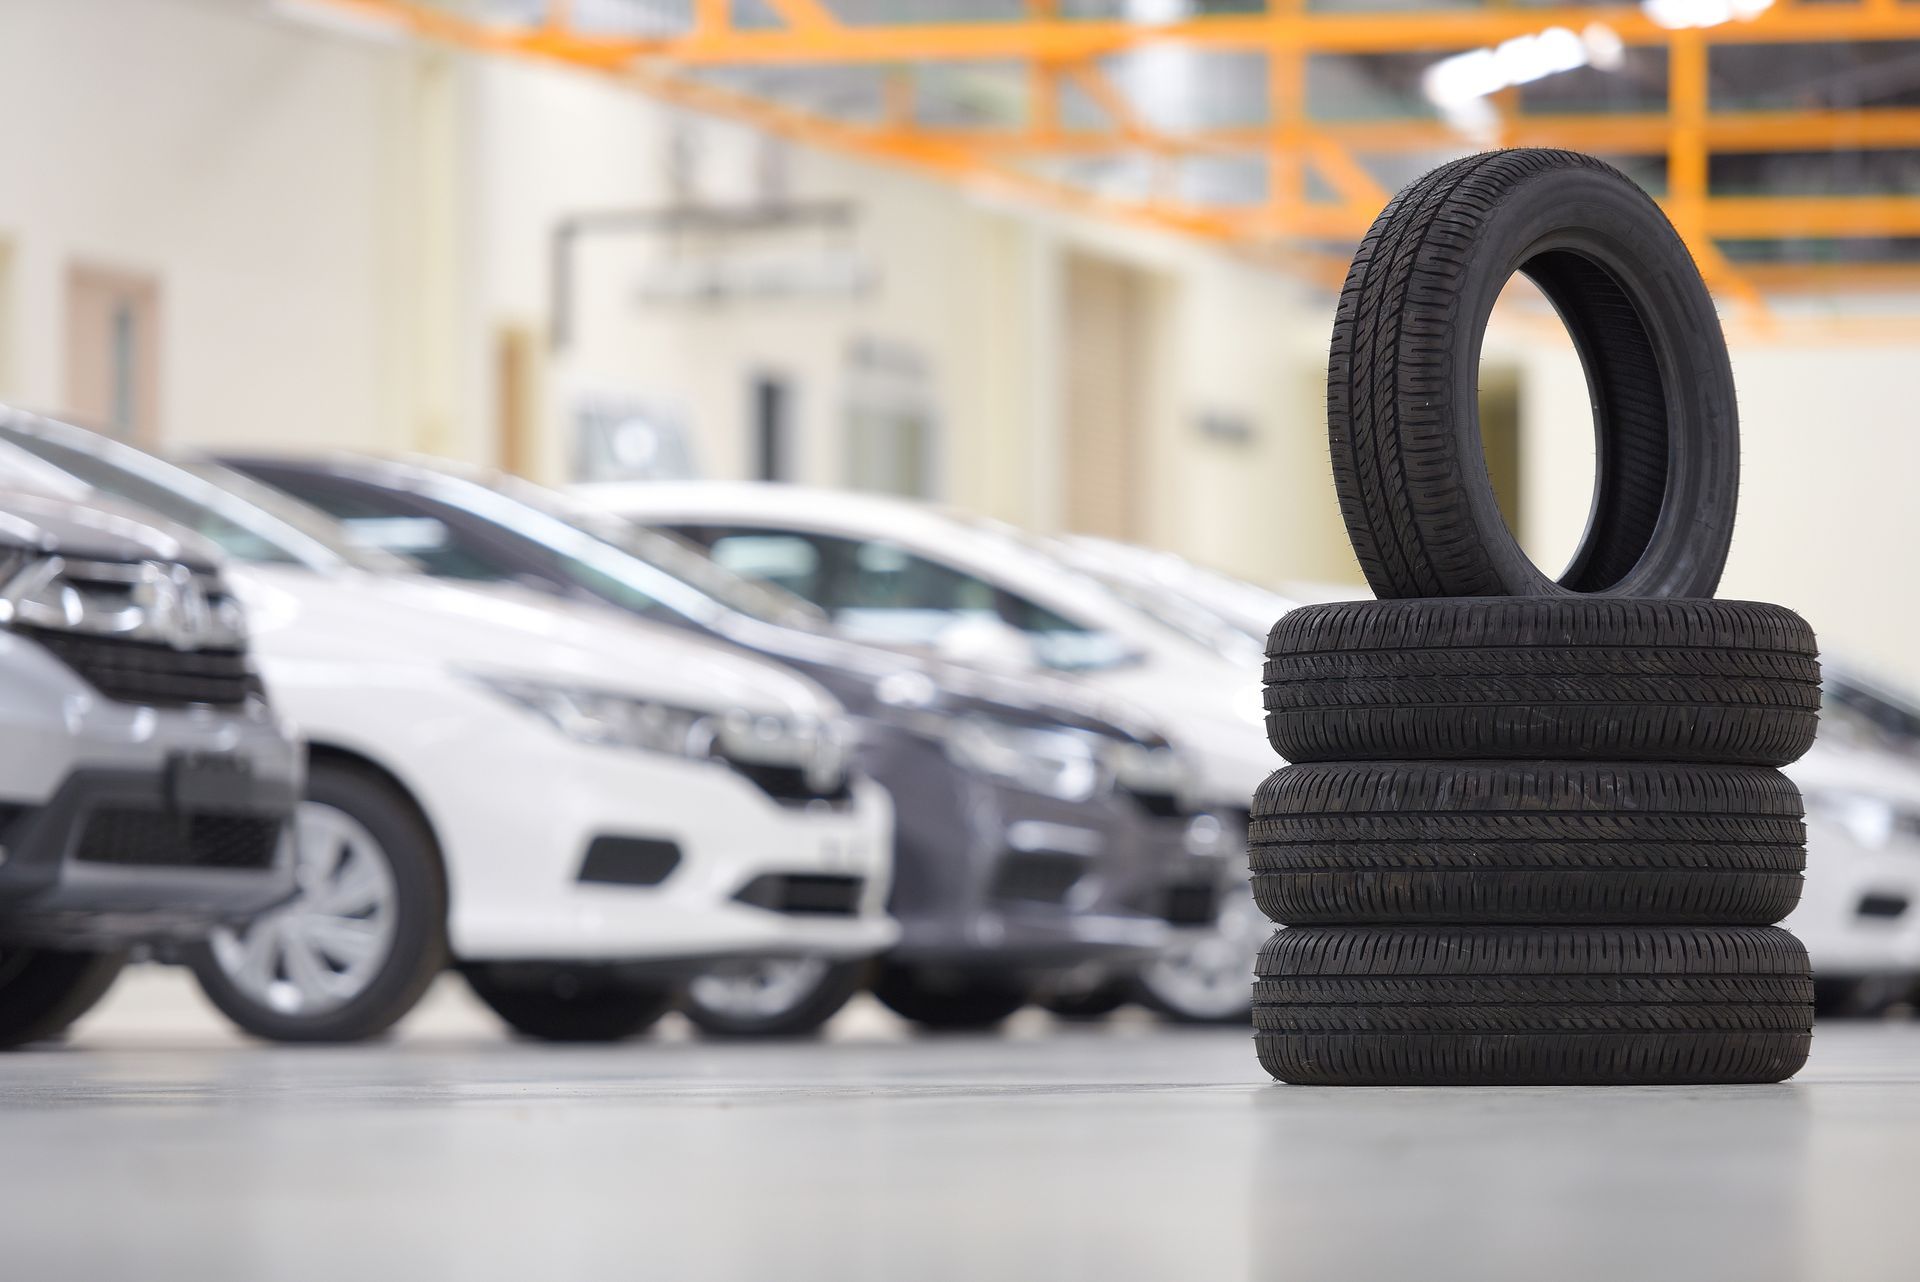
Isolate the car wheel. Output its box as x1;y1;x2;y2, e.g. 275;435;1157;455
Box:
187;761;446;1043
681;957;869;1038
872;965;1031;1030
1038;977;1132;1020
1328;150;1737;599
1265;598;1820;767
464;964;676;1042
1134;876;1263;1025
0;948;126;1049
1257;925;1812;1085
1253;761;1806;925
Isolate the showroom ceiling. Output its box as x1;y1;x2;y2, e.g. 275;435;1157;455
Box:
293;0;1920;314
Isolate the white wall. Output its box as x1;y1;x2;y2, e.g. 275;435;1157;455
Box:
0;0;414;453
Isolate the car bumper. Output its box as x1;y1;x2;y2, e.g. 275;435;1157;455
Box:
428;734;899;963
874;729;1201;972
0;648;302;946
1784;815;1920;980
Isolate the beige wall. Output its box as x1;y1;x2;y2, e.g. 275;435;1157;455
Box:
0;0;420;453
1515;333;1920;690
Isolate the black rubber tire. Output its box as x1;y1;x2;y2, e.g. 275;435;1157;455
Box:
465;964;676;1043
1255;925;1812;1085
1039;978;1134;1020
0;949;126;1049
1252;761;1805;925
1265;598;1821;766
872;965;1031;1030
1328;149;1738;600
186;760;448;1044
681;959;870;1039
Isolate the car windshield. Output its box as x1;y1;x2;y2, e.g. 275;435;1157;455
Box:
179;461;421;574
0;422;341;570
403;460;829;630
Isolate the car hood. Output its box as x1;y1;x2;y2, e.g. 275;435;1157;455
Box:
230;565;840;723
0;485;225;570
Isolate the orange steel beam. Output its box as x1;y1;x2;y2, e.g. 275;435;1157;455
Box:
885;108;1920;158
305;1;1920;63
297;0;1920;305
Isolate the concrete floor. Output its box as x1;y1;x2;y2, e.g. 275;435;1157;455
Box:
4;970;1920;1281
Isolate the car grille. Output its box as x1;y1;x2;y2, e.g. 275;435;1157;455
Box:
733;873;865;916
22;628;254;708
991;850;1088;905
722;758;854;807
75;808;284;870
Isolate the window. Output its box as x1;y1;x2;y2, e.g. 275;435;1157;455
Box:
242;474;522;584
669;523;1132;671
707;533;824;603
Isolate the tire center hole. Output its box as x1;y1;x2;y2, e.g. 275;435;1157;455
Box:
1476;267;1598;583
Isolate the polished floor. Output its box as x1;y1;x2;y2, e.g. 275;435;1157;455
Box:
4;968;1919;1281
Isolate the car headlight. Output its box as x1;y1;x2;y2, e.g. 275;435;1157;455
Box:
1804;789;1920;852
943;716;1108;803
469;674;852;791
0;554;248;649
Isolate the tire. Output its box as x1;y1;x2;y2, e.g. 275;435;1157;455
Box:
1255;925;1812;1085
1266;598;1820;766
682;958;869;1038
1328;149;1738;600
465;964;676;1043
187;759;447;1043
1252;762;1805;925
872;965;1031;1030
0;949;126;1049
1039;978;1133;1020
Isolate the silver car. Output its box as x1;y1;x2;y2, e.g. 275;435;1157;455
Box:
0;485;300;1046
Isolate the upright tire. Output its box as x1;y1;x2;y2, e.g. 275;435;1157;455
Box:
1327;149;1738;599
0;949;126;1049
1252;762;1805;925
1255;925;1812;1085
1265;598;1820;765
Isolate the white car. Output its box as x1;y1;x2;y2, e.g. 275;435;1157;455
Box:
0;417;897;1043
570;483;1278;820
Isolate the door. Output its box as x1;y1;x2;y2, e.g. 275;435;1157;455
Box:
66;262;161;443
1061;251;1153;541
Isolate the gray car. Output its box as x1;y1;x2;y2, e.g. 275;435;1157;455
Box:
0;483;300;1047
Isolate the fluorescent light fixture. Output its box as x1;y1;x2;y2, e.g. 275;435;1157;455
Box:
1423;25;1624;136
1642;0;1775;31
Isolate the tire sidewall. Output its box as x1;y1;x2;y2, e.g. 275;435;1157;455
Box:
1447;165;1738;597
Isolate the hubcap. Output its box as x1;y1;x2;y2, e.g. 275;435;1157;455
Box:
1139;874;1264;1020
210;801;399;1017
688;957;831;1022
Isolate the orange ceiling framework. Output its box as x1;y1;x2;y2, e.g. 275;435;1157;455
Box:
304;0;1920;324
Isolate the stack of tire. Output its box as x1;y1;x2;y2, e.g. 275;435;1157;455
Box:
1250;150;1823;1085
